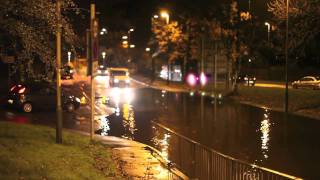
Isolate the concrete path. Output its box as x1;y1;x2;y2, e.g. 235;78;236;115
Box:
73;131;188;180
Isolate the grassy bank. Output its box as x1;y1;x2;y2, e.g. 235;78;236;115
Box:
0;121;123;179
236;86;320;112
133;74;320;119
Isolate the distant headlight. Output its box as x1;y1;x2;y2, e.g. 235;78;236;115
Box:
244;77;248;80
114;79;119;83
125;79;130;84
75;97;81;103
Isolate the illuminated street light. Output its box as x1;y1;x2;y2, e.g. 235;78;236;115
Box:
129;28;134;32
67;51;71;64
122;41;128;45
130;44;135;48
265;22;271;44
160;10;169;24
122;35;128;40
145;47;151;52
153;14;159;19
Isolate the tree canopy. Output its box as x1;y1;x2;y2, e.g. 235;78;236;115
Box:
0;0;77;81
268;0;320;57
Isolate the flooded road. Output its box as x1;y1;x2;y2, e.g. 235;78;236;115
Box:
1;78;319;179
101;88;319;179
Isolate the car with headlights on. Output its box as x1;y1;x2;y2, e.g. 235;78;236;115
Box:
108;67;130;87
97;65;109;76
292;76;320;90
237;74;256;86
6;83;81;113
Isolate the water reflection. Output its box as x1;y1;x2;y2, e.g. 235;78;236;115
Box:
121;103;136;140
260;109;271;160
97;115;110;136
152;126;171;161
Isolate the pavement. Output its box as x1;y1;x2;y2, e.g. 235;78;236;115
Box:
72;130;187;180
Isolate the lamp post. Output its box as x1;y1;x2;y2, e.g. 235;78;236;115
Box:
67;51;71;64
265;22;271;45
285;0;289;113
56;0;63;144
128;28;134;46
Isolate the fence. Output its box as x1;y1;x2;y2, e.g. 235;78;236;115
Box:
153;122;302;180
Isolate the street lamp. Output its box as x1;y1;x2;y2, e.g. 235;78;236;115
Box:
145;47;150;52
160;10;170;24
129;44;135;48
67;51;71;64
153;14;159;19
265;22;271;45
122;35;128;40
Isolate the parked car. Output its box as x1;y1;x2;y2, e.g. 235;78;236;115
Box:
237;74;256;86
108;67;130;87
97;65;109;76
6;83;81;113
292;76;320;90
61;65;74;79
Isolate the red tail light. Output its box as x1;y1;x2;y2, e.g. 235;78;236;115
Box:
18;87;26;94
10;85;16;92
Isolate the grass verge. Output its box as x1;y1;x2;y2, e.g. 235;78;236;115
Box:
236;86;320;112
0;121;123;179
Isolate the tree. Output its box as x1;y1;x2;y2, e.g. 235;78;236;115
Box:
151;20;186;63
0;0;77;82
268;0;320;57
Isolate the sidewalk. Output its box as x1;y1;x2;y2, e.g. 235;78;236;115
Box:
73;131;188;180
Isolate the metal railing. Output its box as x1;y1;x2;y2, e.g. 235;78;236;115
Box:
153;122;303;180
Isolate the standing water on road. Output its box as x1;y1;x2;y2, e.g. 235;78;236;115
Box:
100;88;319;179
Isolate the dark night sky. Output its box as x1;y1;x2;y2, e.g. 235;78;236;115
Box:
75;0;272;47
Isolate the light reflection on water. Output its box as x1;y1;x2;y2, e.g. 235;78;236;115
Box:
260;109;271;160
99;115;110;136
151;126;171;162
121;103;136;140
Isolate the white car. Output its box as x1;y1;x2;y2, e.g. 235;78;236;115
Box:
292;76;320;90
108;67;130;87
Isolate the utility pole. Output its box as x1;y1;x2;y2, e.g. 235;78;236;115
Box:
90;3;96;140
56;0;63;144
284;0;289;114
